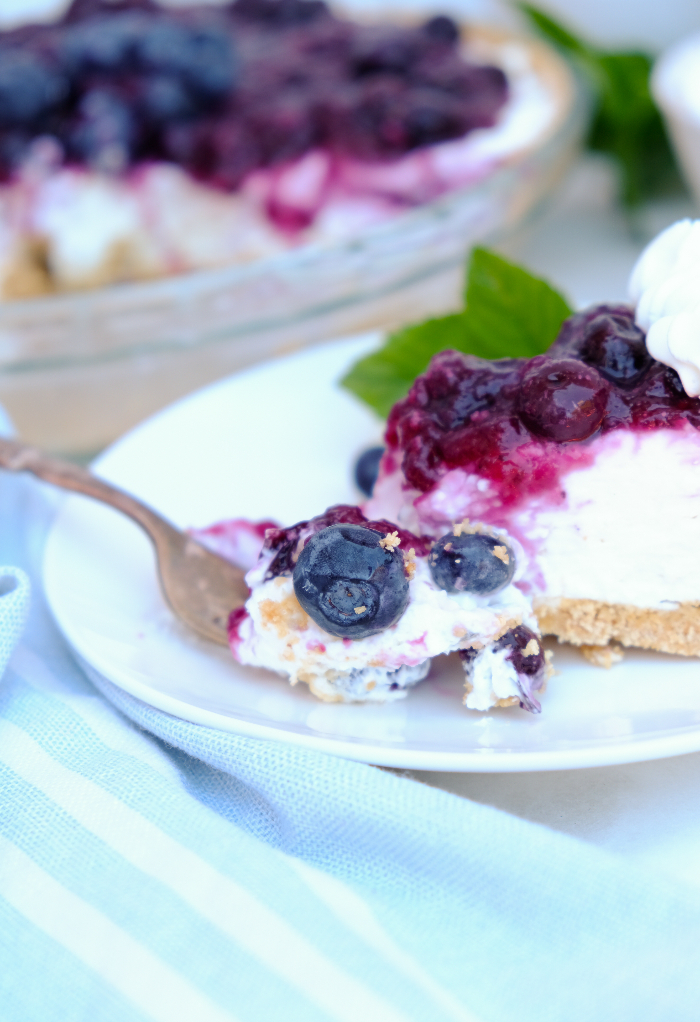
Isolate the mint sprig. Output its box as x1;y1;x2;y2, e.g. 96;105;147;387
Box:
519;4;682;206
341;247;572;418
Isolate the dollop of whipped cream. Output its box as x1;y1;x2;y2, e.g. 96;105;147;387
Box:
629;219;700;396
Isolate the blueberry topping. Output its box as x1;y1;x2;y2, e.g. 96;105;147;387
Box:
0;49;68;125
518;357;609;442
0;1;509;182
141;74;196;122
138;21;237;99
68;89;137;169
293;523;408;639
422;15;459;44
386;301;700;512
59;12;150;74
232;0;329;28
578;313;651;388
354;445;384;497
429;530;515;595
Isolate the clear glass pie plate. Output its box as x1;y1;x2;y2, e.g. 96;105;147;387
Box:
0;22;585;458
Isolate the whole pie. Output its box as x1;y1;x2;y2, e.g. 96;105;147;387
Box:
0;0;571;298
366;221;700;662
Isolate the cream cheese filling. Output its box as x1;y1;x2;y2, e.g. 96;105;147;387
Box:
234;556;535;702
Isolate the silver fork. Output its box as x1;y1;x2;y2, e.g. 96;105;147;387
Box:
0;436;249;646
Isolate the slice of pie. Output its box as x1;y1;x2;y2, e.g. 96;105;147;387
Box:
365;280;700;659
194;504;548;710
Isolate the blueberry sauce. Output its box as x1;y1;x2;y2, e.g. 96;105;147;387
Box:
261;503;431;580
386;304;700;512
0;0;508;210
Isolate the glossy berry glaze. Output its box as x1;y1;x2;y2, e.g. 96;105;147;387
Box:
384;304;700;524
0;0;508;226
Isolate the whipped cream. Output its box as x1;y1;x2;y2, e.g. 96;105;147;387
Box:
629;218;700;396
464;645;525;712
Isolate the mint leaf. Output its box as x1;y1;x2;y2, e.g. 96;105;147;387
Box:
590;53;679;206
341;314;465;419
341;247;572;418
461;248;572;359
517;5;587;56
519;4;682;206
341;313;465;419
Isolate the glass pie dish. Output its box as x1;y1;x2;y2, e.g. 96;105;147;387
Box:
0;18;585;457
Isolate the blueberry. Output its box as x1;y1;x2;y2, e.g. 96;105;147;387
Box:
68;89;137;169
351;29;421;78
141;74;196;122
59;13;148;73
354;446;384;497
494;624;544;677
138;21;237;99
422;15;459;45
518;357;609;442
63;0;158;22
319;579;378;628
403;92;468;148
429;530;515;595
579;313;651;388
0;49;68;125
293;524;408;639
232;0;329;28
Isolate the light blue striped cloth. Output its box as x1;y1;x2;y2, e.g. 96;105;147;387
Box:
3;468;700;1021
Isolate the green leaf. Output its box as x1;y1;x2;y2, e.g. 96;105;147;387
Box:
589;52;680;206
341;313;466;419
518;4;588;56
460;248;573;359
340;247;572;418
518;4;682;206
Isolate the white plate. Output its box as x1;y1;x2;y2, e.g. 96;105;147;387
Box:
44;334;700;771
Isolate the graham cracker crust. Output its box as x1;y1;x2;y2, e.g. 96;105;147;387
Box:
534;597;700;657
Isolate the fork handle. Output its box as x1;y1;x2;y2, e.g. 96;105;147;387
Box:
0;436;180;545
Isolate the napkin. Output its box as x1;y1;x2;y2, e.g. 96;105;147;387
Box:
0;565;29;680
0;400;30;677
2;469;700;1022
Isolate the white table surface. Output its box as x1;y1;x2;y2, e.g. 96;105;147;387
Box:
403;155;700;891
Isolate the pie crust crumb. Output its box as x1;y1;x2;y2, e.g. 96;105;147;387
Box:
579;642;625;669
